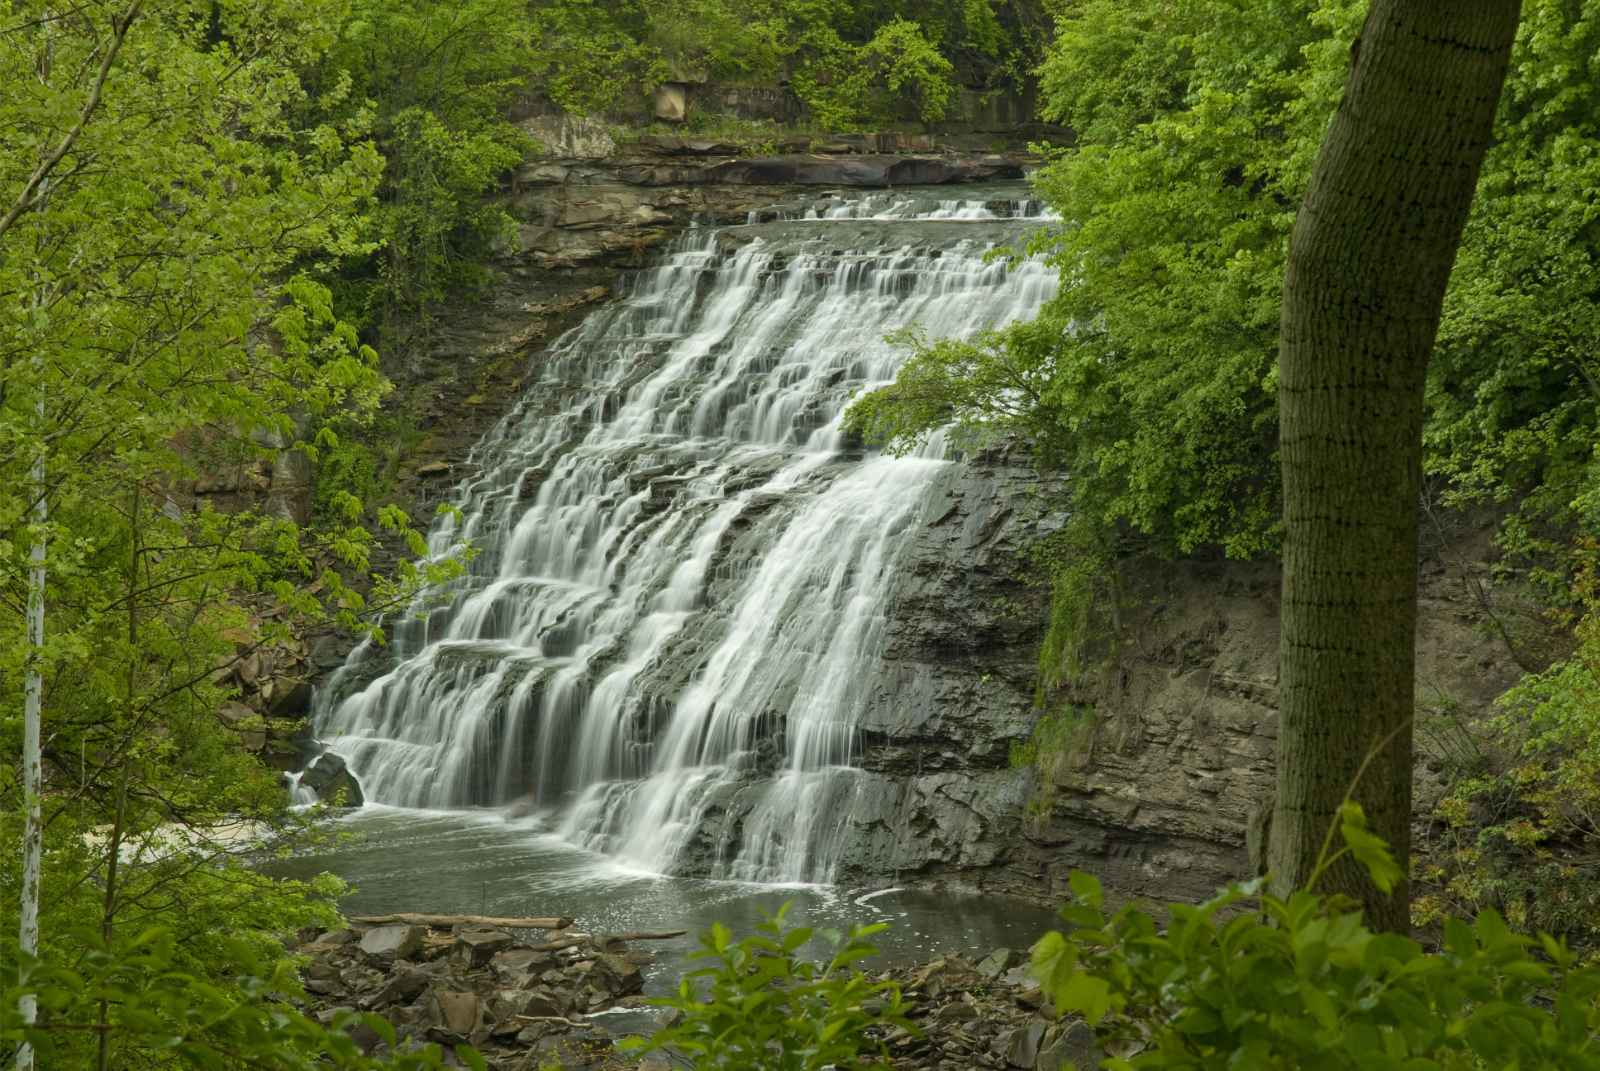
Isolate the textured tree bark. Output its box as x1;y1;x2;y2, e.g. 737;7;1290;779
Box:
1271;0;1520;932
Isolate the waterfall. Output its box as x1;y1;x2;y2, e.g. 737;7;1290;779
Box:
311;186;1056;883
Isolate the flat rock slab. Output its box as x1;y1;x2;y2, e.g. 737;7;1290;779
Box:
454;928;515;968
359;924;425;962
435;990;481;1036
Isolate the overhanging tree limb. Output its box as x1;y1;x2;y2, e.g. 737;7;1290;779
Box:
0;1;141;247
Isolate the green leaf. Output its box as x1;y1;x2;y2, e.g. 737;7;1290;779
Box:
1069;870;1105;909
1058;972;1114;1025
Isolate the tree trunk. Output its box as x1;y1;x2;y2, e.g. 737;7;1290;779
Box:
1270;0;1520;932
17;405;45;1071
16;18;51;1066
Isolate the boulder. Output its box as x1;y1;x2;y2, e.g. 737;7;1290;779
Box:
452;928;514;969
433;990;481;1036
978;947;1019;979
299;752;364;807
1000;1022;1048;1069
358;925;426;963
1002;965;1033;988
589;953;643;998
302;928;356;954
309;633;356;670
267;676;314;718
517;987;570;1019
1039;1020;1100;1071
360;967;430;1010
490;948;551;979
652;83;688;122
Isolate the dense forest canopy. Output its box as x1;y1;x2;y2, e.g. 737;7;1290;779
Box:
521;0;1050;120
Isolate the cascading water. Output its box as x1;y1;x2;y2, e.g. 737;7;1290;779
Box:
310;186;1056;883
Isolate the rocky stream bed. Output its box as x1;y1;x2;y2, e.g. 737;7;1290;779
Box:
294;914;1098;1070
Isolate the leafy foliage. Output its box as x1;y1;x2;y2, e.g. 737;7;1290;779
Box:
626;902;915;1071
849;0;1356;560
2;923;472;1069
851;0;1600;586
1033;806;1600;1070
525;0;1044;127
1419;553;1600;943
791;17;957;127
0;1;463;1065
1422;1;1600;601
320;0;534;352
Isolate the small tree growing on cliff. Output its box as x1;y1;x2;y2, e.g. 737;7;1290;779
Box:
1269;0;1522;931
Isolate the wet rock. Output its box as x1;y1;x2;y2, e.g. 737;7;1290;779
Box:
1000;1022;1048;1068
359;924;425;963
978;947;1020;979
267;676;314;717
1040;1020;1100;1071
299;751;364;807
361;967;430;1010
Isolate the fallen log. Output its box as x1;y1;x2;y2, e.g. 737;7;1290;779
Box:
347;912;573;931
522;929;686;953
515;1015;587;1028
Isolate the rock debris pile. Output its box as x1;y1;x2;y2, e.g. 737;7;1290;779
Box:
876;950;1098;1071
295;916;1100;1070
291;914;667;1070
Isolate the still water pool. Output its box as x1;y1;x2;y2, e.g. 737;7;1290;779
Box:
264;806;1060;994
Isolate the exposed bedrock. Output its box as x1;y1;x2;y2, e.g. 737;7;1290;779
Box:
846;500;1545;906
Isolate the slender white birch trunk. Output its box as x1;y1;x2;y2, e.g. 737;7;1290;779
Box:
16;424;44;1071
17;17;50;1066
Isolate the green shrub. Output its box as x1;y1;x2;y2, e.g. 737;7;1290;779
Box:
322;0;534;348
793;18;958;128
1418;553;1600;944
1;922;478;1070
1032;803;1600;1070
625;902;914;1070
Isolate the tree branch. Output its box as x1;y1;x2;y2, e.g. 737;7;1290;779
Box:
0;1;143;246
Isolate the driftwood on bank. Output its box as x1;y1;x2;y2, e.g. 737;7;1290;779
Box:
516;929;687;954
348;912;574;930
607;929;687;941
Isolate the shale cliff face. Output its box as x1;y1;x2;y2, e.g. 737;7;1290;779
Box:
851;495;1545;905
303;118;1544;908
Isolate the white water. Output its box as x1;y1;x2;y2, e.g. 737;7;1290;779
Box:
310;188;1055;883
752;189;1060;223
